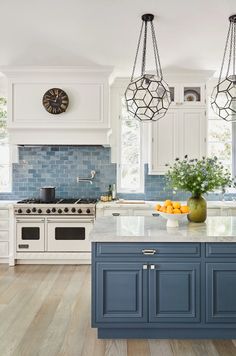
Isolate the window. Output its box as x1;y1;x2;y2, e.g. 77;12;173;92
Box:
208;106;232;172
0;97;11;192
117;97;144;193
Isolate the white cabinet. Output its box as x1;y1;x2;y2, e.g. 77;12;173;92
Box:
149;108;206;174
0;208;9;259
149;110;179;174
133;209;155;216
169;83;206;107
207;208;221;216
103;208;131;216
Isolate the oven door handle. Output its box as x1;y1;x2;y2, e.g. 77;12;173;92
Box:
47;219;94;223
16;219;45;223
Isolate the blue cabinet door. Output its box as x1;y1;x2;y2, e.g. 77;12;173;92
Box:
95;262;148;323
206;263;236;323
149;263;200;323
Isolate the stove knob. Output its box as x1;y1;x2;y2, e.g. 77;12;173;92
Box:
38;209;42;214
78;209;82;214
32;208;37;213
26;209;31;214
58;209;62;214
17;209;22;214
46;209;51;214
71;208;76;213
86;208;91;214
64;208;69;213
52;208;56;213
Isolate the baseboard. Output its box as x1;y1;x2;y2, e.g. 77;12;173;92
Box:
0;258;9;264
16;259;91;265
98;328;236;339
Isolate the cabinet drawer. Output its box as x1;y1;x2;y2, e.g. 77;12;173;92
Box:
206;243;236;258
0;209;9;219
95;243;200;258
0;231;8;241
0;220;9;230
103;209;130;216
0;242;8;257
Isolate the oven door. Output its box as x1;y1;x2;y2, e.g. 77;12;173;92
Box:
16;218;45;252
47;218;93;252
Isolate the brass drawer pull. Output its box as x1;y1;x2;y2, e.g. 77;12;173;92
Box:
142;249;156;255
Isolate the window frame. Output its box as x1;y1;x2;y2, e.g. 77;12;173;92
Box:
117;94;144;194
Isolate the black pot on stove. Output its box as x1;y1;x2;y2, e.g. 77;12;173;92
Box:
40;187;56;203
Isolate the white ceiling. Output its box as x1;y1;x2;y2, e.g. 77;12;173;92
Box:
1;0;236;77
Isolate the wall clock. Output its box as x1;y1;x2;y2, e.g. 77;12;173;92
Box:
42;88;69;114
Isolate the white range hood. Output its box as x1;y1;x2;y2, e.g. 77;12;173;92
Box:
0;66;113;145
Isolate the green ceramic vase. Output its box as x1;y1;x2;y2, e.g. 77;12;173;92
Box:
187;195;207;223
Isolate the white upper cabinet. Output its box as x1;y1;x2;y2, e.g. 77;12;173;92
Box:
148;72;211;175
169;83;206;107
1;66;113;145
149;110;179;174
149;107;207;175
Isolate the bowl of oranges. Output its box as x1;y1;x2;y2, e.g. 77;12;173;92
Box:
155;200;190;228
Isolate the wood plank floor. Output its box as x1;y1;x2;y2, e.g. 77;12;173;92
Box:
0;265;236;356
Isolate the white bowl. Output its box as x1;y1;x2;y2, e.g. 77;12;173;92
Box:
157;211;189;228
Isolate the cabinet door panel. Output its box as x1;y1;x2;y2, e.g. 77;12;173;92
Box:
150;110;179;174
95;262;148;323
149;263;200;323
206;263;236;323
181;109;206;159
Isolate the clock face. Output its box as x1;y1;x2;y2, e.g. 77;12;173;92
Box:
42;88;69;114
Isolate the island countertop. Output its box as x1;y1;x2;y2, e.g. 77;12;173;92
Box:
90;216;236;242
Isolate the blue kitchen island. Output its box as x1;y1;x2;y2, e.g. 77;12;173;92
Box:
90;216;236;339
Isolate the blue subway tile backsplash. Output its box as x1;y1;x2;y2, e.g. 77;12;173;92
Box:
0;145;229;201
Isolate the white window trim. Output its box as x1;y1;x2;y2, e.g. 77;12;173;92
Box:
117;95;144;194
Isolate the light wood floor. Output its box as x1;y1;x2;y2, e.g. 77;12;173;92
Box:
0;265;236;356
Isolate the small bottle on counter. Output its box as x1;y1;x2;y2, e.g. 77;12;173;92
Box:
112;183;116;200
108;185;112;201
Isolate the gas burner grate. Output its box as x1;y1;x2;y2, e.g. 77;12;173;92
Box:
17;198;98;204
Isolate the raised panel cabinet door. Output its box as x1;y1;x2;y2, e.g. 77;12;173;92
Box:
95;262;148;323
149;110;180;174
149;263;200;323
206;263;236;323
180;108;206;160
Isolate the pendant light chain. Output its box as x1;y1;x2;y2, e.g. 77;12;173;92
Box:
131;22;144;81
226;22;234;78
218;22;231;83
233;22;236;76
151;21;162;79
141;20;148;76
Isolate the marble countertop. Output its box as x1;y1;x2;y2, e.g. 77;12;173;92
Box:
96;200;236;209
0;200;18;207
90;216;236;242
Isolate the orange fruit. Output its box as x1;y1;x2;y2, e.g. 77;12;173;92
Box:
166;206;173;214
164;200;172;207
173;208;181;214
180;206;190;213
155;204;161;211
173;202;181;209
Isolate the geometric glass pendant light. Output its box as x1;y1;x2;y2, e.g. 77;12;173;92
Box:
125;14;171;122
211;14;236;121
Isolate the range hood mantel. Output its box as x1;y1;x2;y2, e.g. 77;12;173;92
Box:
3;66;112;146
